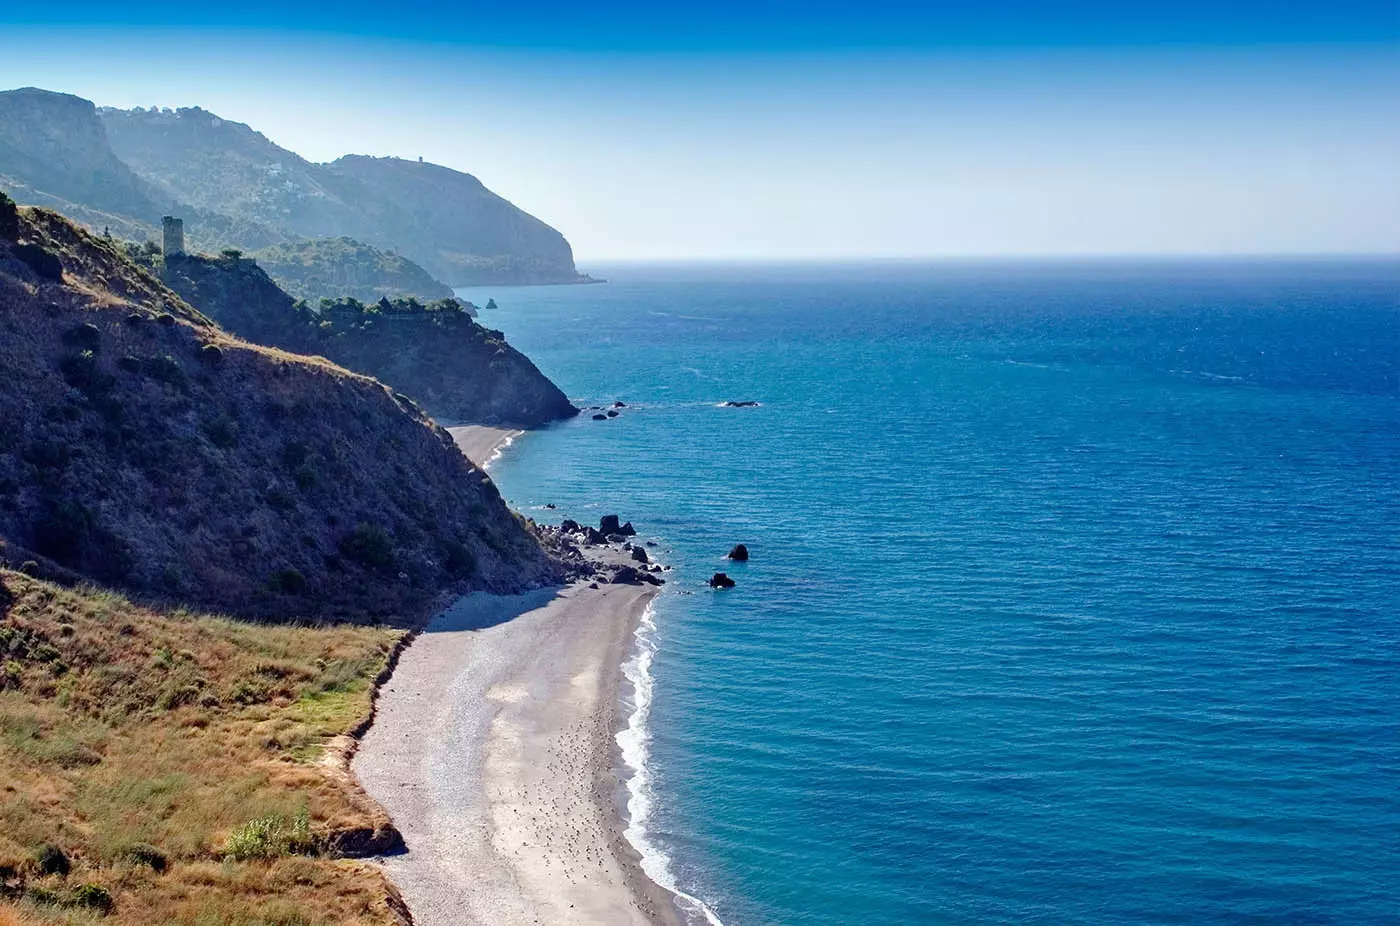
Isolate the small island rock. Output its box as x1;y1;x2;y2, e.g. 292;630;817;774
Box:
709;572;737;589
727;544;750;561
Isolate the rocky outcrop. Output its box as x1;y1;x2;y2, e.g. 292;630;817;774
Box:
709;573;737;589
727;544;750;561
159;252;577;427
0;199;559;621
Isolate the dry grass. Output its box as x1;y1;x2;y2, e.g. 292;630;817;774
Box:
0;570;407;924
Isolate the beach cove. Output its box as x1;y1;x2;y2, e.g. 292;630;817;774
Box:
354;426;681;926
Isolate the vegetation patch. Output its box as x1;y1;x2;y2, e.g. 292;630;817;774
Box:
0;571;406;925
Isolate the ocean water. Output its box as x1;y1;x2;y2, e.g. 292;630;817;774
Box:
457;260;1400;926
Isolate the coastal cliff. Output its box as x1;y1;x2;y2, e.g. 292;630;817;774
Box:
158;251;578;427
0;195;558;622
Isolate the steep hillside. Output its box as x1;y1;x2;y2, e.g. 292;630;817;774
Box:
160;251;578;426
99;104;587;285
0;193;558;622
251;236;454;303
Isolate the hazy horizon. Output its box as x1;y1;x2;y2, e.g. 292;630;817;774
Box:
2;2;1397;261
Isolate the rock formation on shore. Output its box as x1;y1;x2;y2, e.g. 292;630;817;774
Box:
0;195;558;621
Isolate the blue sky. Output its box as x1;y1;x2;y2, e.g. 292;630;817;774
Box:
2;3;1397;259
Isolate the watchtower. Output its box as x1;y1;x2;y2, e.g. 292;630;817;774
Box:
161;216;185;257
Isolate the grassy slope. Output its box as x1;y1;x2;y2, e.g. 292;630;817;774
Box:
0;569;407;925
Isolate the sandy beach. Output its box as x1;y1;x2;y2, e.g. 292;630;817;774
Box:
354;582;678;925
448;424;523;469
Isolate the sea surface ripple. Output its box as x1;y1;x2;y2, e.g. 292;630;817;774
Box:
459;259;1400;925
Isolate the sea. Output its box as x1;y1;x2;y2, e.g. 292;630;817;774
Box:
456;259;1400;926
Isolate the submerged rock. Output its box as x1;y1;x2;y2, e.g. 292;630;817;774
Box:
592;413;607;420
721;400;759;408
727;544;749;562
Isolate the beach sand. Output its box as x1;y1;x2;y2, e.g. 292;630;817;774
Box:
448;424;522;470
354;576;679;925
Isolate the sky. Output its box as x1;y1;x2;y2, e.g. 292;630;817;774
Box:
2;2;1398;261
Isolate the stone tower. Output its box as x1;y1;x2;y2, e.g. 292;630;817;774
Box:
161;216;185;257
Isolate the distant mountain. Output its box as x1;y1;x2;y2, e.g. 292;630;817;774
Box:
0;87;589;287
251;236;455;303
100;104;587;285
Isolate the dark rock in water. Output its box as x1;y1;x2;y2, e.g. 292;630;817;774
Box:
589;406;601;410
722;400;759;408
560;518;581;533
613;401;627;408
631;546;649;564
606;409;619;418
592;413;607;421
544;503;556;509
709;572;736;589
646;541;657;547
727;544;750;561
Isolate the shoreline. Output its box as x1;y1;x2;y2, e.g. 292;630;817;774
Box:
447;424;523;470
354;425;684;925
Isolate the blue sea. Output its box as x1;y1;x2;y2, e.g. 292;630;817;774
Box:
457;259;1400;926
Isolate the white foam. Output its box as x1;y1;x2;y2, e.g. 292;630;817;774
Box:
617;601;725;926
480;431;517;471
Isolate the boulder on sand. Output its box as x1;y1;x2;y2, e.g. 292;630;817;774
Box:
630;546;649;564
727;544;749;561
709;573;736;589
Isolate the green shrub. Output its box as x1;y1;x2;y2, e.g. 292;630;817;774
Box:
223;809;312;860
441;540;476;579
14;243;62;281
338;524;394;570
203;417;238;449
0;190;18;238
68;883;114;913
199;343;225;367
62;323;102;352
36;843;70;876
143;354;186;389
269;568;307;595
118;842;167;872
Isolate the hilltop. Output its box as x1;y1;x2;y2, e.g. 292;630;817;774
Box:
250;237;454;303
0;193;558;622
156;249;578;426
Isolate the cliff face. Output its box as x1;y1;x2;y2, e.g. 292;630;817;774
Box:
324;155;581;286
0;195;558;622
159;252;578;427
99;104;586;285
0;88;168;235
